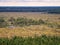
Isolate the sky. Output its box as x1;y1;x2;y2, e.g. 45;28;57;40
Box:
0;0;60;6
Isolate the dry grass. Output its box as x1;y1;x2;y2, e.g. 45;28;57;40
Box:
0;12;60;38
0;25;60;38
0;12;60;24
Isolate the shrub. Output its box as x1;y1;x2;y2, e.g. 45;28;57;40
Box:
57;24;60;29
0;17;8;28
8;17;16;25
38;19;45;25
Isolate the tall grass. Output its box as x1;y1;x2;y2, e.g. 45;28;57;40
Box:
0;35;60;45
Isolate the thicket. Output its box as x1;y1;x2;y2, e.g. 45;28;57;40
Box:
0;35;60;45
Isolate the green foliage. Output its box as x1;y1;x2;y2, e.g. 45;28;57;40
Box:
0;35;60;45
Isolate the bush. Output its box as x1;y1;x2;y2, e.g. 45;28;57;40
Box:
38;19;45;25
8;17;16;25
0;17;8;28
57;25;60;29
15;17;27;26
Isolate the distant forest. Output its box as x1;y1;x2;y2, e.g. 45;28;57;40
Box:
0;6;60;14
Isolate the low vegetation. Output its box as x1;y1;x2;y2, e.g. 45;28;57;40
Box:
0;17;8;28
0;13;60;45
0;17;45;27
0;17;59;28
0;35;60;45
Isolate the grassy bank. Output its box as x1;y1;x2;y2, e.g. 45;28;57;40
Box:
0;35;60;45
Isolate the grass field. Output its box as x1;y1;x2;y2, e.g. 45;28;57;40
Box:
0;25;60;38
0;12;60;45
0;12;60;38
0;35;60;45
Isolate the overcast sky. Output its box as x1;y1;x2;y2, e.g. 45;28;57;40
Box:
0;0;60;6
0;0;60;2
